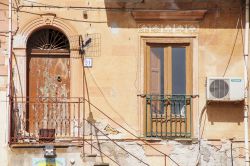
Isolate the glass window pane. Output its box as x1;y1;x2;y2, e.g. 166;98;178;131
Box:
172;47;186;115
172;47;186;95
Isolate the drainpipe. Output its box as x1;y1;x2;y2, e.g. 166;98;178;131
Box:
244;0;249;165
7;0;13;144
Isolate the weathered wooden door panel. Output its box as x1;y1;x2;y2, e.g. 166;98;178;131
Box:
28;55;70;136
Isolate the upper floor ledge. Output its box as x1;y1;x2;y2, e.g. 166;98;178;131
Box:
131;9;207;22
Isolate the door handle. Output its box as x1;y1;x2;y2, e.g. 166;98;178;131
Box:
57;75;62;82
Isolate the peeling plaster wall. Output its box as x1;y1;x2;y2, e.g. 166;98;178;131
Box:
6;118;248;165
7;140;246;166
169;140;243;166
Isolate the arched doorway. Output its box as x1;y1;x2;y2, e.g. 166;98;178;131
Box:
26;27;70;140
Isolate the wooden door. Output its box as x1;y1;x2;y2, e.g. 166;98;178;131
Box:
27;54;70;137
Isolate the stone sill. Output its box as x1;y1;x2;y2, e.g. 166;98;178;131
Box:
10;142;81;148
10;137;201;148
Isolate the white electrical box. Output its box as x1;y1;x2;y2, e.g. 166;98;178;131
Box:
207;77;244;101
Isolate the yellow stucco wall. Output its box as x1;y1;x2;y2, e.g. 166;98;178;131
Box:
0;0;249;165
7;0;250;141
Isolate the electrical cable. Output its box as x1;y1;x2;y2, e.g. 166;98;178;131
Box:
86;68;139;132
1;2;107;23
20;0;156;11
14;0;19;8
0;2;8;6
19;0;244;12
84;98;181;166
17;10;108;23
222;14;241;77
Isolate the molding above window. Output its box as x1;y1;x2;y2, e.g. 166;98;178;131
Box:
132;10;207;21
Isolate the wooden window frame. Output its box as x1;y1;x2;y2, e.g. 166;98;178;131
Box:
143;37;193;118
140;37;198;138
141;37;194;138
143;37;193;96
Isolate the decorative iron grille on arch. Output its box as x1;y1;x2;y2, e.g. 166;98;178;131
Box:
27;28;70;52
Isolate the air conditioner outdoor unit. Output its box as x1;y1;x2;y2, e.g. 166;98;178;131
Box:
207;77;244;101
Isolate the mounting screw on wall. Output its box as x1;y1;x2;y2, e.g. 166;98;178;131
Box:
83;11;88;19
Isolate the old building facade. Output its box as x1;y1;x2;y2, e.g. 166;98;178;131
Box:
0;0;249;165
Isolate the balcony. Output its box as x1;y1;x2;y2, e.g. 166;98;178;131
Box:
145;95;192;139
10;97;84;145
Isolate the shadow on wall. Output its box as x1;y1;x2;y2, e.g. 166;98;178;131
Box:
206;102;244;125
103;0;139;29
103;0;243;29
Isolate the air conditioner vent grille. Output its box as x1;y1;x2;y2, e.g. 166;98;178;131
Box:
209;79;229;99
207;77;244;101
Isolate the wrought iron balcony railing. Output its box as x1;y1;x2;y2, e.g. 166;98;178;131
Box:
11;97;84;144
145;94;192;138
